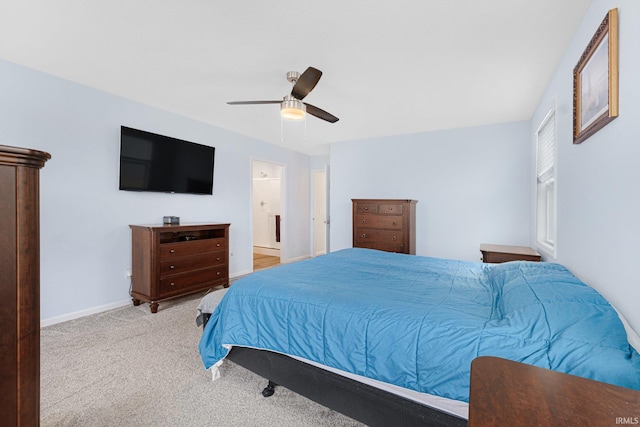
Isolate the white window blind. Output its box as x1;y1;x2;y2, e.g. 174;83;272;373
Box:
536;110;556;182
535;108;557;257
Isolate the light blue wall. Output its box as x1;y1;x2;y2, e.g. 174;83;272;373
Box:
329;121;532;261
4;1;638;336
530;0;640;335
0;58;312;323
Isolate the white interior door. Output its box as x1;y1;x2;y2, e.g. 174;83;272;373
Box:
312;167;329;256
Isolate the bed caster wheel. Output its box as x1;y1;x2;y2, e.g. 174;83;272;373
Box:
262;381;277;397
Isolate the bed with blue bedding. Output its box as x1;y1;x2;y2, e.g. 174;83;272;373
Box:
198;248;640;423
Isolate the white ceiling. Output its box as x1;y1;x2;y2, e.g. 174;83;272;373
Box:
0;0;591;155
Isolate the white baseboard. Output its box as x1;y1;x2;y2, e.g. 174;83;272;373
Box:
41;269;267;327
230;269;253;280
283;255;310;264
41;298;132;327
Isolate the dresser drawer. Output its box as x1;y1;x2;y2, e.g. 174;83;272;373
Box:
355;214;403;229
160;238;225;259
160;251;226;276
355;228;404;245
482;252;539;263
377;203;404;215
159;266;227;296
354;203;379;214
356;242;406;253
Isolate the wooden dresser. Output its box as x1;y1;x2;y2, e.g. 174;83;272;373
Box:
0;144;50;426
130;223;230;313
352;199;417;254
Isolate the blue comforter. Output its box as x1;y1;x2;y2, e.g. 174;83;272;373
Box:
199;248;640;402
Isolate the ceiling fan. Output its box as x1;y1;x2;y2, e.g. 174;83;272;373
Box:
227;67;339;123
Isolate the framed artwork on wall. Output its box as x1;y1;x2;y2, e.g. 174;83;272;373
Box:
573;8;619;145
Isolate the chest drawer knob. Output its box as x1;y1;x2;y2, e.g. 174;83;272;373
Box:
392;221;397;226
392;236;397;241
361;233;367;238
216;257;221;261
170;249;175;254
170;265;175;270
216;243;221;247
217;271;221;276
170;282;175;286
364;207;369;210
362;220;366;224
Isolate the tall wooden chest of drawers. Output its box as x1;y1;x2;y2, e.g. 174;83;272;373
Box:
352;199;417;254
130;223;230;313
0;145;50;426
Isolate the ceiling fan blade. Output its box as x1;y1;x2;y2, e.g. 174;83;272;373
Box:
304;103;339;123
291;67;322;100
227;100;281;105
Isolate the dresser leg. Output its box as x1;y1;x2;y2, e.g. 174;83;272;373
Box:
149;302;159;313
132;298;141;306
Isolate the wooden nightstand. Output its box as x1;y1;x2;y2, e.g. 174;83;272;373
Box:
480;244;541;263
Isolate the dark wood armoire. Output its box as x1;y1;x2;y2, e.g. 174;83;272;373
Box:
0;144;51;426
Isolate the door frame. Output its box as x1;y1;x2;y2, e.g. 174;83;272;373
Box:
251;159;286;270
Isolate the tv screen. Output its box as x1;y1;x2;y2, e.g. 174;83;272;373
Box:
119;126;215;195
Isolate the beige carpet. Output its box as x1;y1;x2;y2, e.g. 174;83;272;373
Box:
41;292;363;427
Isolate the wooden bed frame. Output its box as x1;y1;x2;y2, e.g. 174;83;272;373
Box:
202;313;467;427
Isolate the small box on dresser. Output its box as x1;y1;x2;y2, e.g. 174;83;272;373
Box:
352;199;417;254
130;222;230;313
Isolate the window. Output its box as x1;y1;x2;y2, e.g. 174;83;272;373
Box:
536;110;557;257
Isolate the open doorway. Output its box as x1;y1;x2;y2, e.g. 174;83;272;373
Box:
252;160;283;270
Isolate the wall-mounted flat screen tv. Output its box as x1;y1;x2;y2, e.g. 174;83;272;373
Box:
119;126;215;195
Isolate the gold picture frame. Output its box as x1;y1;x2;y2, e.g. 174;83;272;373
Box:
573;8;619;144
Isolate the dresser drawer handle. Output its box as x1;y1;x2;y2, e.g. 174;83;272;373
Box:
170;249;175;254
216;271;221;276
216;243;221;247
361;233;367;239
389;207;393;211
170;282;175;286
361;220;366;224
169;265;175;269
392;236;397;241
216;257;221;261
364;207;369;210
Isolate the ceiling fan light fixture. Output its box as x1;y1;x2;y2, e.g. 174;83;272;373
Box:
281;96;306;120
228;67;338;123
